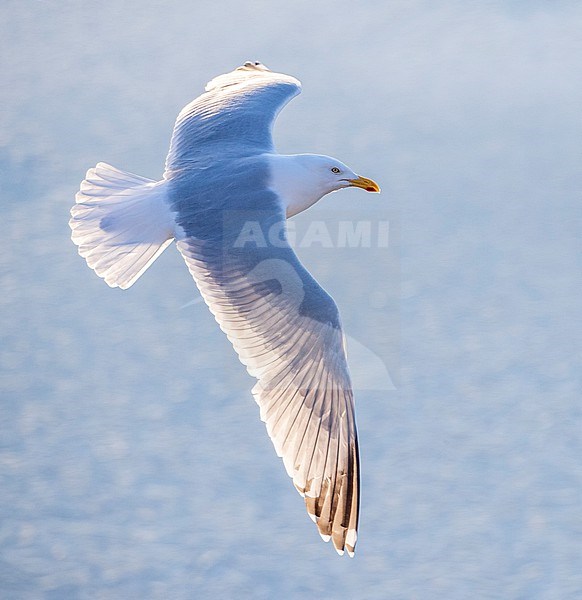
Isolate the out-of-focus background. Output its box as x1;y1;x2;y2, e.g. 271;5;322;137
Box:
1;1;581;598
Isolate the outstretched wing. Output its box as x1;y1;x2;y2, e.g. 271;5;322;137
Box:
173;184;359;556
164;62;301;176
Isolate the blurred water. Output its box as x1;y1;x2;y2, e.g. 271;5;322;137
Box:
1;1;581;598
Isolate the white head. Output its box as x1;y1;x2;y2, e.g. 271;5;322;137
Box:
270;153;380;218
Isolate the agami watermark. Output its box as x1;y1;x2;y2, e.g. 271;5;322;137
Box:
181;207;400;392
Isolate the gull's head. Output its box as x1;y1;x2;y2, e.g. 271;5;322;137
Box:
270;153;380;218
295;154;380;196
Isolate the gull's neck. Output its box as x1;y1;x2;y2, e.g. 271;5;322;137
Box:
267;154;329;218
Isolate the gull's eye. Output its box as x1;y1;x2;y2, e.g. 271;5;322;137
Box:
331;167;341;174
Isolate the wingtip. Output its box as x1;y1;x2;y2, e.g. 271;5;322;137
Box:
239;61;270;72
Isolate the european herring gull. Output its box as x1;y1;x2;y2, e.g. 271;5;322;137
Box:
69;61;380;557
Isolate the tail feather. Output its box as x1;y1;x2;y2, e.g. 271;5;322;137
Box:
70;162;176;289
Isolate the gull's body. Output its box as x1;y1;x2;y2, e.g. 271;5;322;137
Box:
70;62;379;557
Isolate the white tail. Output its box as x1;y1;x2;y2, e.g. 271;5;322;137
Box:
70;162;176;289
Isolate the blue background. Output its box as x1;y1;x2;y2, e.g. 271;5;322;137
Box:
1;1;580;598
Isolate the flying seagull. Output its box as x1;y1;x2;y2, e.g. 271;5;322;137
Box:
69;61;380;557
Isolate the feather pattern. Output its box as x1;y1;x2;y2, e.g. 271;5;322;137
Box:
171;168;360;554
163;63;360;555
164;62;301;176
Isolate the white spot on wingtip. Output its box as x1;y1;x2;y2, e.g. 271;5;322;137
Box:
308;513;316;523
347;549;355;558
335;548;344;556
320;533;331;542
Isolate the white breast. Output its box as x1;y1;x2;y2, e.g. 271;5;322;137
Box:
267;154;327;218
